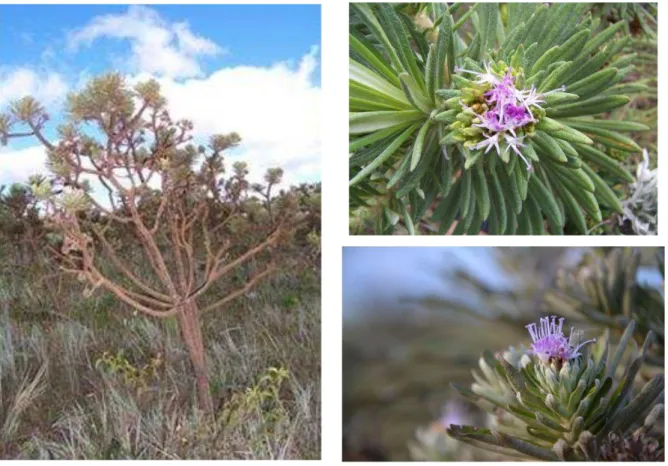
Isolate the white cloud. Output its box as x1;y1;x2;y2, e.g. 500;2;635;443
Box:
0;145;48;186
131;45;321;186
68;5;225;79
0;68;68;108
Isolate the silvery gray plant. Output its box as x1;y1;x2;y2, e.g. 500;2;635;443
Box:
619;149;657;235
447;317;664;461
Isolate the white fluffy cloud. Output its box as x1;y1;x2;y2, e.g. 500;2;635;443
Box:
0;68;68;108
68;5;224;79
134;45;321;186
0;145;48;186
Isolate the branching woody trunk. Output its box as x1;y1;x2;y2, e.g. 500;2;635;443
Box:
54;195;285;414
179;299;213;413
0;75;296;414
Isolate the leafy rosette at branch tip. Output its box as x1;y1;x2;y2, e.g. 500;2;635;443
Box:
446;61;565;169
349;3;654;235
446;318;664;461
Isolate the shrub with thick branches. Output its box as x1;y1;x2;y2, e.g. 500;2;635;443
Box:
0;73;300;413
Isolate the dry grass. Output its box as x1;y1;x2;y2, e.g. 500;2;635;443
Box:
0;264;320;459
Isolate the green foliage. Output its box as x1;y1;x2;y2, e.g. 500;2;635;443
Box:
448;320;664;460
544;248;664;367
221;366;289;427
349;3;655;235
95;349;162;391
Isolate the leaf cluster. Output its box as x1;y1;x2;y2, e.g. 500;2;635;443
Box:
544;247;664;366
349;3;653;235
448;320;664;460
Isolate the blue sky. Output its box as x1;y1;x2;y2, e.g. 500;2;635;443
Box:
0;4;321;186
343;248;664;321
1;5;321;84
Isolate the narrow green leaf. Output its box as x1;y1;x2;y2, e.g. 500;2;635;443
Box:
539;61;572;93
410;120;432;171
525;193;545;234
400;200;415;235
435;89;461;100
349;123;411;152
349;123;420;186
535;117;564;133
532;132;568;163
432;178;462;233
561;122;642;152
607;320;635;379
498;164;522;215
489;163;507;235
552;176;588;235
555;29;591;62
440;9;456;84
350;59;409;104
350;4;404;74
566;68;618;99
535;412;568;432
574;143;634;183
603;375;664;436
398;72;432;114
424;44;437;106
350;81;412;110
543;92;579;106
555;172;601;222
558;118;649;133
473;163;491;220
460;168;473;218
377;4;426;92
547;95;630;118
494;432;559;461
550;124;594;145
581;162;624;214
580;20;627;57
477;3;498;61
350;110;423;135
530;45;561;76
528;174;562;227
349;31;401;87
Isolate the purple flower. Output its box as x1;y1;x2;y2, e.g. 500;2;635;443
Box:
456;63;564;168
525;316;596;364
472;132;501;154
474;109;504;132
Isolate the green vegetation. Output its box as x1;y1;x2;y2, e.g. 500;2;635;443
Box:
349;3;657;235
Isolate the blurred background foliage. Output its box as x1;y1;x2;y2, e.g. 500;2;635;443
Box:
342;247;663;460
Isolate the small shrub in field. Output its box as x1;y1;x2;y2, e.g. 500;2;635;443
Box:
0;73;302;414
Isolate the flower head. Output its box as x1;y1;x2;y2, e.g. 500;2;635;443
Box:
525;316;596;364
453;62;564;169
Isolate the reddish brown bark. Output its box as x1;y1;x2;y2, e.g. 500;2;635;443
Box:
178;299;214;414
